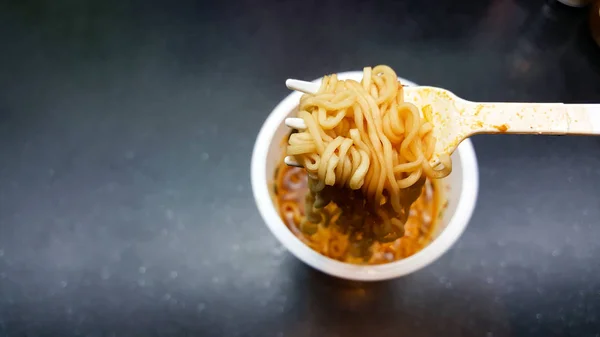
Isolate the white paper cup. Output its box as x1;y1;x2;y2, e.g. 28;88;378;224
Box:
251;71;479;281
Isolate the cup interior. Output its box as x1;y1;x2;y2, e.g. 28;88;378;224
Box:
251;72;479;281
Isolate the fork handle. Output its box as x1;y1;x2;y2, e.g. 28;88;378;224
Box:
465;102;600;136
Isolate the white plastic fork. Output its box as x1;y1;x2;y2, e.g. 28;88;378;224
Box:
284;79;600;168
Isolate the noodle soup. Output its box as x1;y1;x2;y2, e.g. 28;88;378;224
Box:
251;69;478;280
275;66;450;265
273;158;446;265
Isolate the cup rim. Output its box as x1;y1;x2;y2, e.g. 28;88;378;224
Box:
251;71;479;281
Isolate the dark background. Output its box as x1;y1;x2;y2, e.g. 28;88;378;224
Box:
1;0;600;336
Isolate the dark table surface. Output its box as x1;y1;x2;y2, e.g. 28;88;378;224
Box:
1;0;600;336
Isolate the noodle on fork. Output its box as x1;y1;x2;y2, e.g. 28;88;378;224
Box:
287;65;451;242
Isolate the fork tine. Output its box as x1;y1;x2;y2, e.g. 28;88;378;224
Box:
286;79;319;94
284;156;302;167
285;117;307;130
